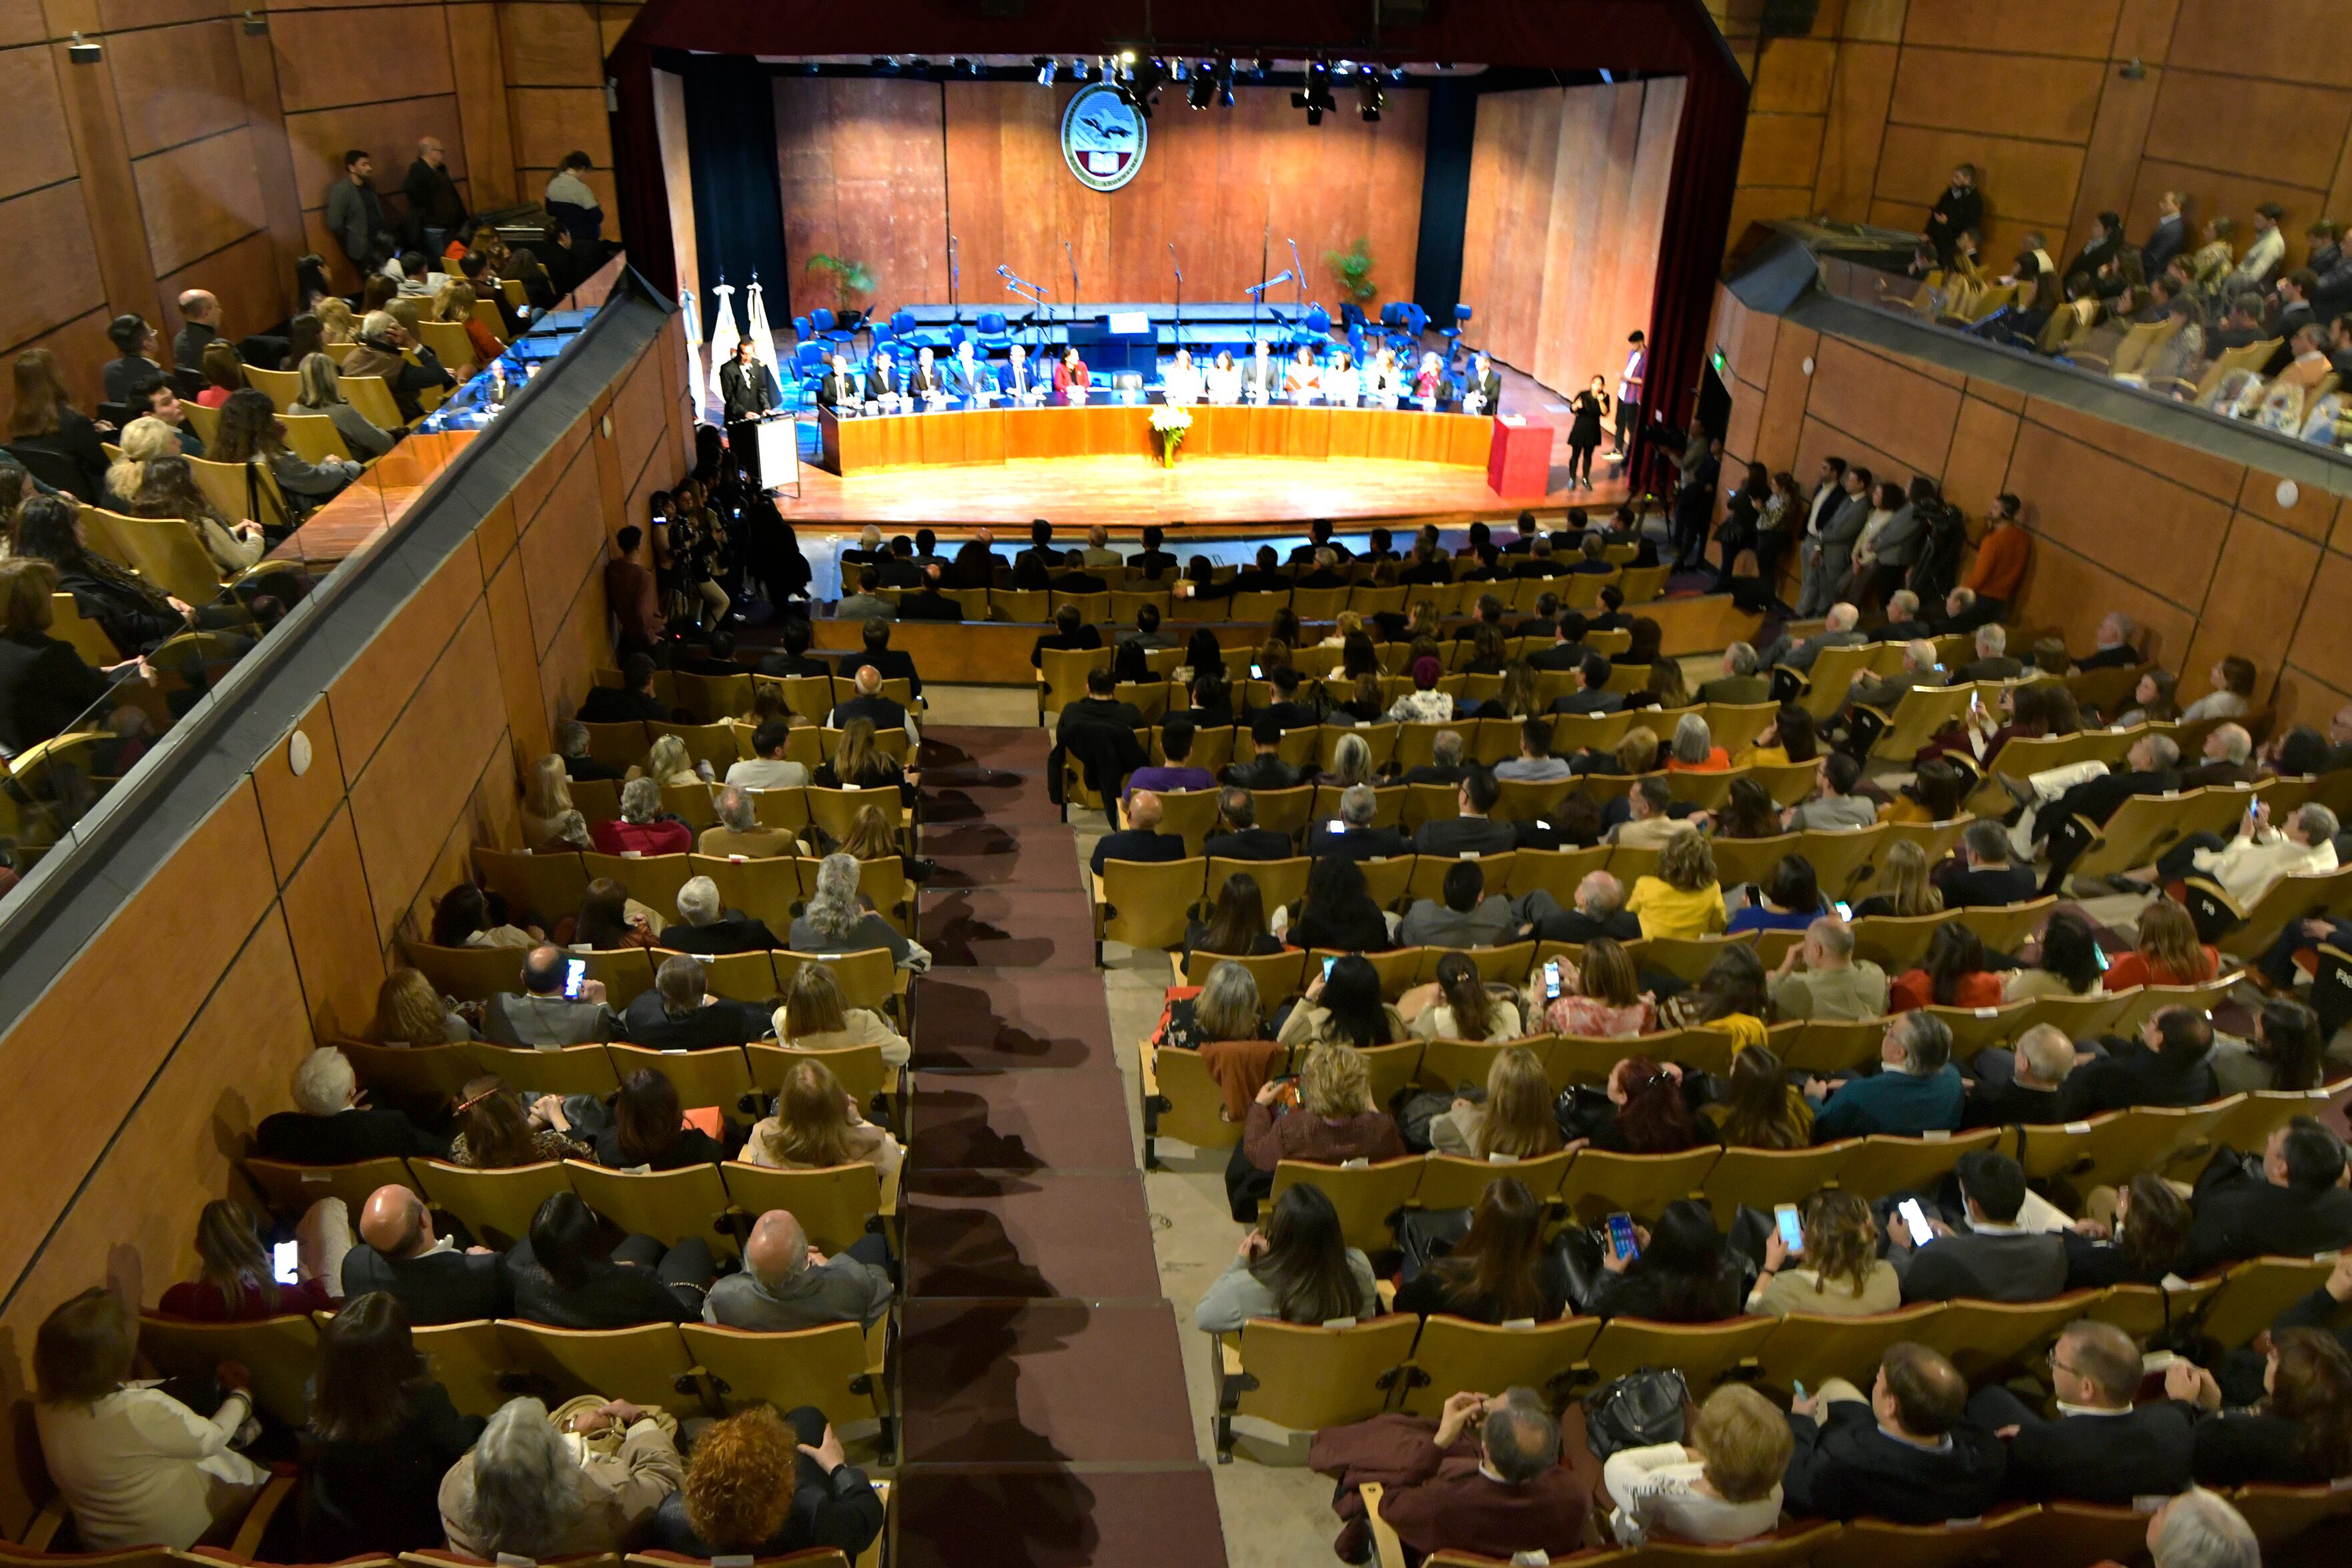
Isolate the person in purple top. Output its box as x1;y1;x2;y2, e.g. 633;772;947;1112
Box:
1122;716;1217;808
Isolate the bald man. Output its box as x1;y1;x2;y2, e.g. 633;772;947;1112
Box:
826;661;909;733
340;1185;510;1323
704;1209;893;1332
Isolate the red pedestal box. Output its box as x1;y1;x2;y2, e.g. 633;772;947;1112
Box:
1486;417;1553;498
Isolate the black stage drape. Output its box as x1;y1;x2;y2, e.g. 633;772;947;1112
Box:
663;50;790;324
1411;79;1478;330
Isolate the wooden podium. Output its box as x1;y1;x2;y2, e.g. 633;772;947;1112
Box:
1486;416;1554;498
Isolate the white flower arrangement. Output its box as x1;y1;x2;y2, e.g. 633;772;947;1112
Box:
1149;402;1193;465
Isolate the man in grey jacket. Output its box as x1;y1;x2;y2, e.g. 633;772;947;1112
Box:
1860;484;1931;606
1797;466;1872;616
1398;860;1519;948
706;1209;895;1331
324;149;393;273
482;945;620;1046
1760;602;1869;674
1888;1150;2068;1303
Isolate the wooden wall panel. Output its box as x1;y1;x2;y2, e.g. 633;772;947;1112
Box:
500;0;601;85
279;803;389;1037
133;125;269;277
0;42;79;200
518;438;608;655
109;17;247;159
327;543;483;774
1901;0;2122;55
450;3;518;211
2141;71;2351;195
0;179;103;357
271;7;456;115
250;696;348;884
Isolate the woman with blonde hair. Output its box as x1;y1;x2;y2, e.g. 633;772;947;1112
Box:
1851;836;1942;918
1486;660;1541;722
1232;1042;1406;1218
836;802;898;862
158;1199;332;1320
520;754;576;850
368;966;472;1045
1603;1383;1790;1547
631;732;701;788
1626;829;1726;939
770;956;909;1066
748;1058;903;1186
111;423;266;576
291;353;395;459
1747;1189;1899;1316
1430;1044;1561;1160
1399;950;1524;1042
316;297;358;345
442;280;504;366
1544;936;1655;1037
1319;608;1363;649
814;716;908;801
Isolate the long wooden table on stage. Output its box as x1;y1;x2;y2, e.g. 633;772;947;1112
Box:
817;402;1495;475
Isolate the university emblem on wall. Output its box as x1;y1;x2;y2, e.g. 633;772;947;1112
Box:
1061;82;1147;192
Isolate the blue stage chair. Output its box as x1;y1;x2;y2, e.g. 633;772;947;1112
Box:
810;306;840;345
791;314;812;347
1291;305;1332;349
1339;301;1370;332
891;307;917;339
1441;303;1473;353
977;311;1012;351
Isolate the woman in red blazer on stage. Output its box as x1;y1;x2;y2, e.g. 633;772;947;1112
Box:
1055;344;1091;394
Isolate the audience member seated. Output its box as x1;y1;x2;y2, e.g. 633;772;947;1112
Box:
0;557;149;756
438;1393;682;1558
2180;1116;2352;1276
558;876;656;952
746;1059;904;1187
2180;656;2257;724
1603;1385;1792;1547
771;957;911;1066
1891;922;2004;1010
1287;856;1395;954
1625;827;1727;938
1962;1317;2194;1503
1658;946;1771;1050
1808;1012;1962;1138
1999;908;2105;1000
1787;752;1878;831
299;1291;486;1558
507;1190;716;1327
1413;769;1519;856
1195;1183;1379;1331
1696;641;1768;704
1886;1149;2067;1303
2063;1170;2193;1289
1306;783;1409;864
213;389;359;517
2147;1489;2263;1568
662;874;784;955
342;310;454;423
2103;898;2221;991
1759;602;1866;674
1424;1043;1556;1156
1588;1198;1744;1321
1518;869;1644;946
2131;799;2338;906
790;852;928;968
2064;1006;2219;1115
1392;1176;1569;1321
617;955;769;1050
592;777;694;856
446;1074;587;1168
1232;1041;1406;1220
1564;1054;1698;1154
31;1286;269;1549
2209;995;2323;1097
253;1045;448;1161
1964;1023;2078;1128
1781;1342;2005;1523
1092;787;1186;875
1222;712;1309;791
642;1404;885;1561
1749;1190;1898;1316
157;1198;336;1321
2165;1327;2352;1488
1550;652;1624;716
1727;854;1827;935
1771;916;1889;1020
370;965;474;1046
1938;820;2040;907
1666;713;1730;772
1608;777;1685;850
1127;716;1215;800
1310;1385;1586;1565
1706;1046;1816;1149
484;945;621;1045
1398;861;1516;948
727;722;809;790
704;1209;893;1333
1534;939;1650;1040
698;785;798;858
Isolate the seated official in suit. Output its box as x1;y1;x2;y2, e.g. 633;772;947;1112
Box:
1550;652;1624;716
343;1186;509;1324
1399;860;1519;948
848;618;924;700
253;1046;450;1162
1888;1150;2068;1303
1413;769;1519;856
658;876;784;955
1204;786;1294;862
1305;783;1411;862
617;954;771;1050
826;663;910;734
1946;622;2024;684
1780;1342;2006;1523
2074;612;2141;672
579;652;668;723
1090;788;1187;878
2181;1117;2352;1277
1968;1319;2194;1503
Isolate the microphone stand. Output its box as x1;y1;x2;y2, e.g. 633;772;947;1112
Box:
1287;237;1305;315
1251;226;1266;347
948;235;960;325
1065;239;1080;350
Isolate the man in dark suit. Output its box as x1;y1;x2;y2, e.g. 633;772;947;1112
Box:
1968;1320;2195;1503
1222;713;1309;792
1413;770;1518;857
1293;548;1347;589
251;1046;450;1163
757;618;832;678
1515;868;1645;944
579;652;668;724
1229;545;1288;594
1888;1150;2068;1304
345;1187;509;1325
1946;623;2024;684
1090;788;1187;876
663;876;784;954
1203;786;1293;862
1306;783;1411;862
1550;654;1622;717
1514;591;1560;640
557;722;623;782
827;665;909;733
1057;664;1143;752
1013;520;1060;582
2063;211;2124;293
2139;189;2189;282
2074;612;2140;671
847;620;923;700
2180;1117;2352;1277
950;527;1006;590
1401;730;1472;788
2063;1006;2219;1116
1465;352;1503;414
898;566;964;621
2032;732;2183;886
1131;524;1179;579
874;538;925;589
1923;163;1982;267
1051;550;1108;594
718;337;781;421
1254;667;1323;731
1780;1343;2006;1524
864;353;902;402
816;353;862;412
1285;518;1354;564
1528;614;1592;673
1399;542;1452;586
1934;820;2041;908
909;345;943;397
620;954;772;1048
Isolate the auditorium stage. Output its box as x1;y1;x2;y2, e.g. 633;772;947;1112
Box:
778;452;1611;531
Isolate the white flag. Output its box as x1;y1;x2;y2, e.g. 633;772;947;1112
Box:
706;283;740;420
744;279;785;388
680;285;706;425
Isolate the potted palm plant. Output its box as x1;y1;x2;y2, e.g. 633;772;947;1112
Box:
805;253;875;326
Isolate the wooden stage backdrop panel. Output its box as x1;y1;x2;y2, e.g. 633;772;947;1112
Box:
772;79;1425;316
1458;78;1684;402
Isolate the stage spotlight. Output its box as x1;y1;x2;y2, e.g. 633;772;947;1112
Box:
1132;56;1165;104
1249;56;1268;79
1188;69;1215;109
1171;59;1187;81
869;56;891;71
1358;79;1385;121
1293;59;1335;125
1333;59;1353;77
1120;49;1137;63
1035;55;1055;85
951;57;973;75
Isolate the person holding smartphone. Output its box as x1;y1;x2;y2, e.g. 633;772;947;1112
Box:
157;1199;336;1322
1745;1193;1898;1318
481;944;621;1047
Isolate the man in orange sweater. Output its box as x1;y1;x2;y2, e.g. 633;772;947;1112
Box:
1962;492;2030;612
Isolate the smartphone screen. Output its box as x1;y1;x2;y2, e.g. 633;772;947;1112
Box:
1898;1198;1935;1248
1774;1203;1804;1256
1543;960;1562;1000
562;958;586;999
1322;956;1336;980
270;1240;299;1285
1606;1212;1639;1263
1250;664;1263;678
2093;943;2111;972
1327;819;1345;833
1833;900;1851;920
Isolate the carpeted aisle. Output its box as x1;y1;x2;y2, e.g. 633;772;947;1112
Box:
892;726;1229;1568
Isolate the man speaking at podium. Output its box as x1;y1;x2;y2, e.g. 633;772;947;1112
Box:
719;335;782;486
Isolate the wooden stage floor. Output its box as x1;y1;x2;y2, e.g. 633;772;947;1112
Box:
778;452;1620;530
